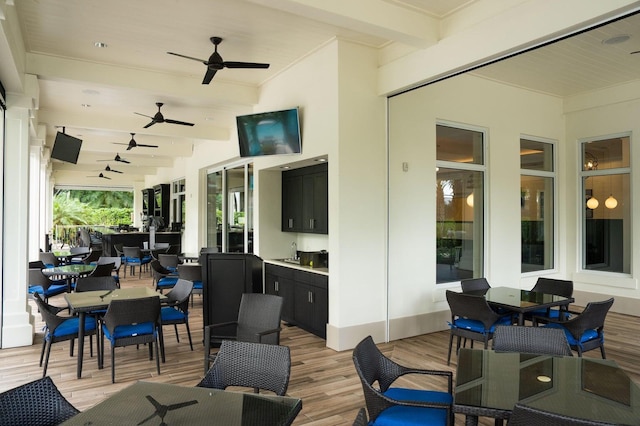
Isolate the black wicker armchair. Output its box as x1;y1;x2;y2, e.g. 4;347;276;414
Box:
353;336;453;426
0;376;79;426
204;293;283;373
493;325;572;356
101;295;161;383
160;278;194;355
197;340;291;396
535;298;614;358
445;290;512;365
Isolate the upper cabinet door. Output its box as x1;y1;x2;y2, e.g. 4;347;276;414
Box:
282;163;328;234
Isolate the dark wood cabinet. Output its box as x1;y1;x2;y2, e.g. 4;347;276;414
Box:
264;264;295;323
141;188;154;216
201;253;263;337
282;163;328;234
265;263;328;339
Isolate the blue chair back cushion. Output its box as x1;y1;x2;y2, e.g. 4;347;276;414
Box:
102;322;156;341
49;317;97;339
161;306;186;321
449;315;511;334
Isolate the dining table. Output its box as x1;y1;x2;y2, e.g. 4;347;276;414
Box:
454;348;640;425
467;286;574;325
64;287;167;379
42;264;96;292
61;381;303;425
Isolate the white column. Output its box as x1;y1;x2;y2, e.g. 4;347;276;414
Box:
2;95;36;348
29;138;43;259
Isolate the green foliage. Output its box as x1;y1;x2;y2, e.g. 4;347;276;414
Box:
53;193;88;226
53;190;133;227
56;189;133;208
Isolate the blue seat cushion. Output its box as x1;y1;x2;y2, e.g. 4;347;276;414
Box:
373;405;448;426
49;316;97;339
125;257;142;264
450;315;511;334
530;307;570;320
384;387;452;405
192;281;203;290
161;306;186;321
543;323;600;346
29;284;67;297
102;322;155;342
157;277;178;288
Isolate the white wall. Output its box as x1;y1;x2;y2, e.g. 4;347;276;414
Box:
388;73;565;339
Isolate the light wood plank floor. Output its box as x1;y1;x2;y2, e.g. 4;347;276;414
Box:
1;272;638;425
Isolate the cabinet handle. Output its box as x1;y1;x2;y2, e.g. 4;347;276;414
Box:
309;218;315;229
275;281;279;292
308;291;314;304
288;218;294;228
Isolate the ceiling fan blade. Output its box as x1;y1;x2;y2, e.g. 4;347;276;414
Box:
143;120;156;129
202;68;217;84
118;158;131;164
224;61;270;69
134;112;153;119
136;143;159;148
164;119;194;127
112;143;128;146
167;52;208;65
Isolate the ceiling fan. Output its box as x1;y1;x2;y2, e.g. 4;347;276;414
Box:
113;133;158;150
98;153;130;164
87;173;111;180
167;36;270;84
135;103;194;129
96;164;123;174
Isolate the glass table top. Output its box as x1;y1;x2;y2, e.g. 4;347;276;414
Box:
455;349;640;425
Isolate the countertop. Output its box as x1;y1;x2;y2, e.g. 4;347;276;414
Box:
264;259;329;276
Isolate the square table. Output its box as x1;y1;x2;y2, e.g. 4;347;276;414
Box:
454;349;640;425
42;264;96;292
65;287;166;379
468;286;574;325
61;381;303;426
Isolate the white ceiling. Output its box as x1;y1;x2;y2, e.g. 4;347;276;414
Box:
6;1;640;188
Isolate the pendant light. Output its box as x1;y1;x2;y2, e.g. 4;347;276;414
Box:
605;195;618;209
586;196;599;209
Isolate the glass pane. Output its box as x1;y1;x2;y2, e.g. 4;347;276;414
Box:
583;173;630;273
520;139;553;171
436;125;483;164
206;171;222;249
226;166;246;252
582;137;630;171
521;175;554;272
436;167;484;283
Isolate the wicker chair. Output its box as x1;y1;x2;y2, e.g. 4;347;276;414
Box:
88;262;115;277
197;340;291;396
81;248;102;265
101;296;161;383
445;290;512;365
158;253;180;272
508;403;618;425
28;268;68;303
352;407;368;426
204;293;283;373
177;263;202;307
39;251;60;268
74;276;118;292
160;279;194;357
526;277;574;322
460;277;490;293
33;293;97;377
122;246;151;278
150;259;179;293
492;325;572;356
536;298;614;358
353;336;453;426
0;376;79;425
96;256;122;286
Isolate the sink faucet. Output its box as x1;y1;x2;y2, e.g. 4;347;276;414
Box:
291;242;297;260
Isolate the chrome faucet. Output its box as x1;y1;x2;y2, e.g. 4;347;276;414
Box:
291;242;298;260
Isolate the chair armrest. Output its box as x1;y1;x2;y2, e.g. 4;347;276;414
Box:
397;368;453;394
256;326;282;341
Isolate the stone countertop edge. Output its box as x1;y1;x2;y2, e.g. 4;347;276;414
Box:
264;259;329;276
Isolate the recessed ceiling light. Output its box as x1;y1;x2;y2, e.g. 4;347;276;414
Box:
94;42;108;48
602;34;630;45
81;104;91;108
315;158;327;162
280;166;290;169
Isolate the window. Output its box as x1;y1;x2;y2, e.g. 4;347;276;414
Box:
520;138;555;273
171;178;185;231
436;124;485;283
581;136;630;274
206;163;254;253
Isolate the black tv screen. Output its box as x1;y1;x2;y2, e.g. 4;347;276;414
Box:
236;108;301;157
51;131;82;164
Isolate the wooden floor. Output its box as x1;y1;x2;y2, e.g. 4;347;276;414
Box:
1;272;639;425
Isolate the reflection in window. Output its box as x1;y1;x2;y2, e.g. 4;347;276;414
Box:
581;136;630;274
436;124;485;284
520;139;554;273
206;163;253;253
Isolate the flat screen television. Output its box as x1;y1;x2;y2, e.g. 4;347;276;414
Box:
236;108;301;157
51;131;82;164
